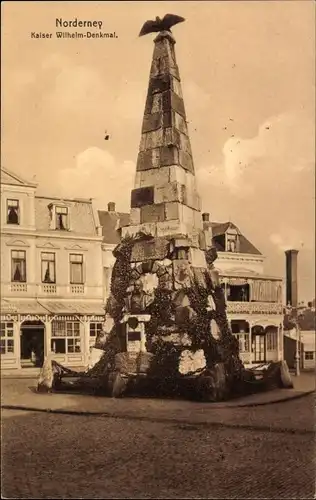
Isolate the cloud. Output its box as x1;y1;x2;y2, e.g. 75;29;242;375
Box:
58;147;135;211
269;232;305;252
47;63;106;113
182;81;211;110
197;110;314;197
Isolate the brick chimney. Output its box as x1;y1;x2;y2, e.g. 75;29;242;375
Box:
108;202;116;212
285;249;299;308
202;213;210;222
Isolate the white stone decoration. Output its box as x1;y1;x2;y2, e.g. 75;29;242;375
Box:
140;272;159;294
210;319;220;339
87;348;104;370
178;349;206;375
104;314;114;334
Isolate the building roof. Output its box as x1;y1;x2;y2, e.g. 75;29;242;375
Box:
98;210;130;244
210;221;262;255
98;210;262;256
35;196;98;236
1;166;37;188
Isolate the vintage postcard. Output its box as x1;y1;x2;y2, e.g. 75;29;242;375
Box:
1;1;315;499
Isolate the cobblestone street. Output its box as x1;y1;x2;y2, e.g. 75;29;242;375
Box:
1;378;315;499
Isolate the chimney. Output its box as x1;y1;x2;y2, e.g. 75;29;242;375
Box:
285;249;299;308
108;202;116;212
202;213;210;222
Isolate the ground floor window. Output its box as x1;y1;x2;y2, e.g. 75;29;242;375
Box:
89;322;103;339
266;330;278;350
51;320;81;354
234;333;250;352
0;322;14;354
305;351;314;360
89;322;103;347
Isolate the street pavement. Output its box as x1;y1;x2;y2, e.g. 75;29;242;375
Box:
2;395;315;499
1;373;315;499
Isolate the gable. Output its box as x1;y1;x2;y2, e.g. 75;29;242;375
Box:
1;167;37;188
226;226;239;236
36;241;61;250
5;238;30;248
64;243;88;251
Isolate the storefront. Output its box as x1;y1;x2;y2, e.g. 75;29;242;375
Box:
230;318;283;366
0;299;105;370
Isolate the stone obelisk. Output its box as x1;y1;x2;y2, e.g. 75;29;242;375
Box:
122;30;211;270
102;23;245;400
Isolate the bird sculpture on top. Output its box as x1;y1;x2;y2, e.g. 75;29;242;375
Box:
139;14;185;37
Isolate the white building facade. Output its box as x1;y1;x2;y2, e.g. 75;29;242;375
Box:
0;167;105;370
209;219;284;366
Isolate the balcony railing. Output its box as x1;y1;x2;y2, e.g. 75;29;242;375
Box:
2;282;102;298
70;285;85;294
10;283;28;293
226;301;282;315
42;284;57;294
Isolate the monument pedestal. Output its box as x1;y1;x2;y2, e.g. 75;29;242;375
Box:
121;314;151;355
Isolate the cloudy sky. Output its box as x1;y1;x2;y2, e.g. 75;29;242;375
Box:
1;1;315;301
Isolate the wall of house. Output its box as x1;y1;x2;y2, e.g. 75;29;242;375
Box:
215;252;265;275
1;175;105;370
1;183;36;230
101;244;116;301
1;179;104;301
300;331;315;370
1;234;104;299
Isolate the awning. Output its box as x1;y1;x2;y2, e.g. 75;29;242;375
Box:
38;301;105;315
219;271;282;281
0;299;105;316
1;300;49;315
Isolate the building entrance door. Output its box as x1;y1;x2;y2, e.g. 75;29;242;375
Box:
20;321;45;368
252;326;266;363
253;335;266;363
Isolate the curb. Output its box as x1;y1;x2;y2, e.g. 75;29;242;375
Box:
1;403;313;436
228;389;315;408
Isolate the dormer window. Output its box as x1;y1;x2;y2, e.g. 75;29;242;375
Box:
56;206;68;230
226;231;239;252
7;199;20;225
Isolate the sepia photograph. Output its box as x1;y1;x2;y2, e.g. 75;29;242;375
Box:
1;0;315;498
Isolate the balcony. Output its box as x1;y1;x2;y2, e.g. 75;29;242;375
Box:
10;283;28;293
42;284;57;295
70;285;85;295
226;301;282;315
1;282;101;299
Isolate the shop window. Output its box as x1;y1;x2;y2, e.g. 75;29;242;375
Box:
266;330;277;350
234;333;250;352
305;351;314;360
7;199;20;225
0;322;14;354
89;322;103;347
41;252;56;283
70;254;84;284
11;250;27;282
90;323;103;338
51;320;81;354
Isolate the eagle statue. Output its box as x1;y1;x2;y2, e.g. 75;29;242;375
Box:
139;14;185;37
